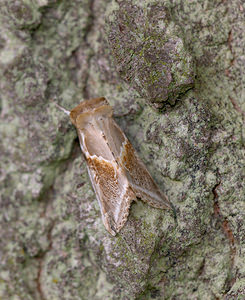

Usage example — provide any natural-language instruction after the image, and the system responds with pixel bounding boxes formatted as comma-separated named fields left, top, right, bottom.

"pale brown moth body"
left=58, top=97, right=171, bottom=236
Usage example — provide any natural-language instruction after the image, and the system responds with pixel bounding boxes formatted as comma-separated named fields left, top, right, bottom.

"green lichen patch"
left=106, top=1, right=194, bottom=107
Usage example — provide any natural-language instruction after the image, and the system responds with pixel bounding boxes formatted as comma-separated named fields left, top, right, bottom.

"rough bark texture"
left=0, top=0, right=244, bottom=299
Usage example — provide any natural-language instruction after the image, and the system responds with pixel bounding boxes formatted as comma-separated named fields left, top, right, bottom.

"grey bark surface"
left=0, top=0, right=244, bottom=299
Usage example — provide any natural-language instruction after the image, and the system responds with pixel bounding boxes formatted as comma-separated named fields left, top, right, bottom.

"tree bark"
left=0, top=0, right=244, bottom=299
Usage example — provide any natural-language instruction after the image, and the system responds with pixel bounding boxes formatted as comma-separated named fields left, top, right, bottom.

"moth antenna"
left=54, top=103, right=70, bottom=116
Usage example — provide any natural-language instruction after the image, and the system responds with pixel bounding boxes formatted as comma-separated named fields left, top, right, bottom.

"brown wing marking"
left=121, top=141, right=171, bottom=209
left=87, top=156, right=136, bottom=235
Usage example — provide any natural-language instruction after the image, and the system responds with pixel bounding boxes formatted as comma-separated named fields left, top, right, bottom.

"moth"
left=57, top=97, right=171, bottom=236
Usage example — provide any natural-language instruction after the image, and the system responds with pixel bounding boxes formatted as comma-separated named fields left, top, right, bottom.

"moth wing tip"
left=163, top=195, right=174, bottom=210
left=102, top=212, right=117, bottom=236
left=165, top=203, right=173, bottom=210
left=158, top=197, right=173, bottom=211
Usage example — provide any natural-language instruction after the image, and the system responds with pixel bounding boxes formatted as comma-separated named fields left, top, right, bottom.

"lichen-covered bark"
left=0, top=0, right=244, bottom=299
left=106, top=1, right=194, bottom=107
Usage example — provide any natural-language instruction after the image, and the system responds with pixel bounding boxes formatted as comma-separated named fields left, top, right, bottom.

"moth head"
left=70, top=97, right=113, bottom=128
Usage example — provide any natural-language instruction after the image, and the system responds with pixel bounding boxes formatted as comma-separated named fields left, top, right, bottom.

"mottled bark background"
left=0, top=0, right=244, bottom=299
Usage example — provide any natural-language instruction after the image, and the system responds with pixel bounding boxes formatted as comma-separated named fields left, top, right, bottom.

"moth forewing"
left=72, top=102, right=136, bottom=235
left=105, top=117, right=171, bottom=210
left=120, top=140, right=171, bottom=209
left=57, top=97, right=171, bottom=235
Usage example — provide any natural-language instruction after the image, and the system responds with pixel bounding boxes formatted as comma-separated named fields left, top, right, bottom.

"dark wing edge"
left=120, top=140, right=172, bottom=210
